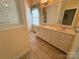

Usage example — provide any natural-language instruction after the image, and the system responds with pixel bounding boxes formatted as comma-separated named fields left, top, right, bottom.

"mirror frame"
left=61, top=6, right=79, bottom=27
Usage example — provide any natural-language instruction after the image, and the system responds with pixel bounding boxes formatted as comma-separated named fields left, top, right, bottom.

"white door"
left=0, top=0, right=29, bottom=59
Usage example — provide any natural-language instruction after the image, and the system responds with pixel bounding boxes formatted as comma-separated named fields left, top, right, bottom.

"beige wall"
left=0, top=27, right=29, bottom=59
left=64, top=0, right=79, bottom=9
left=63, top=0, right=79, bottom=26
left=27, top=0, right=39, bottom=7
left=46, top=1, right=63, bottom=24
left=46, top=3, right=60, bottom=24
left=27, top=0, right=32, bottom=7
left=31, top=0, right=40, bottom=6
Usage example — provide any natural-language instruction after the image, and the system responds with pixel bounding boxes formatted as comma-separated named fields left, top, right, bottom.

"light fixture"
left=40, top=0, right=48, bottom=7
left=40, top=0, right=52, bottom=7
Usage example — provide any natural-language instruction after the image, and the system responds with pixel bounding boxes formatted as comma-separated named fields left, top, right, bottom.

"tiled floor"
left=20, top=32, right=66, bottom=59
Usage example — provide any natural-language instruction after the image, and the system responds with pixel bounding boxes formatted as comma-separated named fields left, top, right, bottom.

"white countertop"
left=40, top=25, right=76, bottom=35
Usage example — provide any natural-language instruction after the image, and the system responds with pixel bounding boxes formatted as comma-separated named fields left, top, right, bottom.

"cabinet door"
left=40, top=28, right=45, bottom=39
left=46, top=30, right=59, bottom=47
left=57, top=33, right=74, bottom=53
left=36, top=27, right=47, bottom=40
left=36, top=27, right=41, bottom=37
left=43, top=29, right=51, bottom=42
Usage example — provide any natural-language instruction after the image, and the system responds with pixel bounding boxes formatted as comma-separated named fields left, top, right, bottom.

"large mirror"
left=43, top=0, right=79, bottom=27
left=62, top=8, right=76, bottom=25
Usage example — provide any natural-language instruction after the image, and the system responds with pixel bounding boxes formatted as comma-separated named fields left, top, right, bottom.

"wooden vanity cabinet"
left=36, top=27, right=75, bottom=54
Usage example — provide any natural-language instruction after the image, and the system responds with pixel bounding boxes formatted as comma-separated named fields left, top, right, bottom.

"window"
left=32, top=7, right=40, bottom=26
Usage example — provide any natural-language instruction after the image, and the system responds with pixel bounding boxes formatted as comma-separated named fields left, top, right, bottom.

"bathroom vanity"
left=35, top=25, right=76, bottom=54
